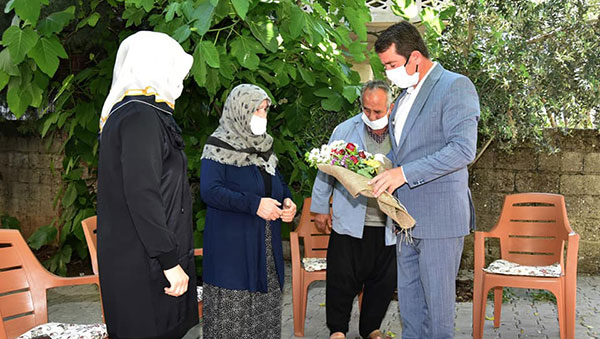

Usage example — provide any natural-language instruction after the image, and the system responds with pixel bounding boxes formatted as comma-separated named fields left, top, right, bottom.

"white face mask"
left=250, top=114, right=267, bottom=135
left=385, top=62, right=419, bottom=89
left=361, top=112, right=389, bottom=130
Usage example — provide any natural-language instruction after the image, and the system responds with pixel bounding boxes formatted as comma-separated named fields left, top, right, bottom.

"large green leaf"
left=288, top=6, right=305, bottom=40
left=27, top=225, right=57, bottom=250
left=200, top=40, right=220, bottom=68
left=191, top=44, right=207, bottom=86
left=342, top=85, right=361, bottom=103
left=230, top=35, right=265, bottom=70
left=343, top=7, right=370, bottom=41
left=7, top=78, right=32, bottom=117
left=231, top=0, right=249, bottom=20
left=348, top=40, right=367, bottom=62
left=248, top=15, right=279, bottom=53
left=62, top=182, right=78, bottom=208
left=297, top=66, right=315, bottom=86
left=172, top=24, right=191, bottom=42
left=2, top=26, right=39, bottom=65
left=0, top=70, right=8, bottom=91
left=126, top=0, right=154, bottom=12
left=37, top=6, right=75, bottom=37
left=13, top=0, right=48, bottom=26
left=28, top=35, right=68, bottom=77
left=190, top=1, right=215, bottom=36
left=321, top=92, right=343, bottom=111
left=0, top=48, right=19, bottom=76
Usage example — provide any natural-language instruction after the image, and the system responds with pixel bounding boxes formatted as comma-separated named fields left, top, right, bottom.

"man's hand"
left=369, top=166, right=407, bottom=197
left=314, top=213, right=332, bottom=233
left=163, top=264, right=189, bottom=297
left=257, top=198, right=283, bottom=221
left=281, top=198, right=297, bottom=222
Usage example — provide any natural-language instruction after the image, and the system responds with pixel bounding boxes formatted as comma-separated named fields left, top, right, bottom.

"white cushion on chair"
left=302, top=257, right=327, bottom=272
left=483, top=259, right=562, bottom=277
left=196, top=285, right=203, bottom=302
left=17, top=322, right=107, bottom=339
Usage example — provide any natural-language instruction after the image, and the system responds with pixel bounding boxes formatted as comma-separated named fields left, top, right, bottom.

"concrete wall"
left=465, top=130, right=600, bottom=274
left=0, top=122, right=63, bottom=238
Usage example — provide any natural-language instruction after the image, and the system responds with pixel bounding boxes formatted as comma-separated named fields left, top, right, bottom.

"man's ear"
left=388, top=102, right=395, bottom=115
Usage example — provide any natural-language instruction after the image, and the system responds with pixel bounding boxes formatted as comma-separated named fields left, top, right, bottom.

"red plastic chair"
left=473, top=193, right=579, bottom=339
left=0, top=229, right=100, bottom=339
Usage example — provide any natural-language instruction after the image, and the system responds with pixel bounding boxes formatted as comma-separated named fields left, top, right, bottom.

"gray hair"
left=359, top=80, right=393, bottom=109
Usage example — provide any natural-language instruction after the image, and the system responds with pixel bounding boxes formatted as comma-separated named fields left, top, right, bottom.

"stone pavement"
left=47, top=264, right=600, bottom=339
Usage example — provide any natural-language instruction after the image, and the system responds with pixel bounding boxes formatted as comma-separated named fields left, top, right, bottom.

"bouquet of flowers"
left=305, top=140, right=415, bottom=231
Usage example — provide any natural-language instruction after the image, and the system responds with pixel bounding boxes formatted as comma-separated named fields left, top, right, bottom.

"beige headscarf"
left=99, top=31, right=193, bottom=132
left=201, top=84, right=278, bottom=175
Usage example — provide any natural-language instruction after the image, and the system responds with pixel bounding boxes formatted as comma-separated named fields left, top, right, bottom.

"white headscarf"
left=99, top=31, right=193, bottom=132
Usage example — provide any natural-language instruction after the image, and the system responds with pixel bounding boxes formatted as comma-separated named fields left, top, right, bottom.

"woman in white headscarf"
left=96, top=31, right=198, bottom=339
left=200, top=84, right=297, bottom=338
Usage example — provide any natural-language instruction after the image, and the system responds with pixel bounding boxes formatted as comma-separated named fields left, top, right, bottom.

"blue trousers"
left=397, top=236, right=464, bottom=339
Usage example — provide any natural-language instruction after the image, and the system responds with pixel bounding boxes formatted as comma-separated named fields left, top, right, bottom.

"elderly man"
left=370, top=21, right=480, bottom=339
left=311, top=80, right=397, bottom=339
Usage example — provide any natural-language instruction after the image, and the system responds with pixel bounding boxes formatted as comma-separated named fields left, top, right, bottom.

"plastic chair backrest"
left=81, top=216, right=98, bottom=275
left=295, top=197, right=330, bottom=258
left=492, top=193, right=573, bottom=267
left=0, top=229, right=97, bottom=339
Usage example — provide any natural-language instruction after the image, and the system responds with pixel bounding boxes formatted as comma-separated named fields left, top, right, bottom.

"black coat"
left=97, top=95, right=198, bottom=339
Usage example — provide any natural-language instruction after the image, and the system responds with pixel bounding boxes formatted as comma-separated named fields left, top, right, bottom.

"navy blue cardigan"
left=200, top=159, right=292, bottom=292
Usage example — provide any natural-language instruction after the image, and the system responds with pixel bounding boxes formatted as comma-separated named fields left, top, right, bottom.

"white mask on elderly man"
left=385, top=56, right=420, bottom=89
left=361, top=112, right=389, bottom=130
left=250, top=115, right=267, bottom=135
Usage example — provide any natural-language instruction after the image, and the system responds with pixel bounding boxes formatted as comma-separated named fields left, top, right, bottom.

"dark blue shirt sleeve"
left=200, top=159, right=262, bottom=215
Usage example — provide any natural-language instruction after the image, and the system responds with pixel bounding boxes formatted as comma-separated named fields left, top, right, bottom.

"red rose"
left=358, top=151, right=366, bottom=159
left=350, top=155, right=359, bottom=164
left=338, top=149, right=346, bottom=155
left=346, top=143, right=356, bottom=152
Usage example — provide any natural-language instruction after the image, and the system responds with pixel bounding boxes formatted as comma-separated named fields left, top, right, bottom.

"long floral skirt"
left=202, top=221, right=282, bottom=338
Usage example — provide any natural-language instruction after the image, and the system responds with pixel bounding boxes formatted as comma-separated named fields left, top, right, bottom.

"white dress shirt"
left=394, top=62, right=439, bottom=145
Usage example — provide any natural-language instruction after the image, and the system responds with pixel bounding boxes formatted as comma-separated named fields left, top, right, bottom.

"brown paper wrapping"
left=317, top=164, right=415, bottom=230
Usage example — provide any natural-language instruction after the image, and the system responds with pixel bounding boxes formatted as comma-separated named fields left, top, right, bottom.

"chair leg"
left=299, top=281, right=310, bottom=336
left=493, top=287, right=502, bottom=328
left=292, top=275, right=305, bottom=337
left=478, top=285, right=490, bottom=339
left=554, top=288, right=566, bottom=339
left=473, top=279, right=483, bottom=339
left=565, top=280, right=576, bottom=339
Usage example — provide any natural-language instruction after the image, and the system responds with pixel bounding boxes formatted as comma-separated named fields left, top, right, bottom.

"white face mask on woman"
left=385, top=55, right=419, bottom=89
left=250, top=115, right=267, bottom=135
left=361, top=112, right=389, bottom=130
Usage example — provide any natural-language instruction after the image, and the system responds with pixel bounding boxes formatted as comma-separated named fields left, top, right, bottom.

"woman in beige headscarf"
left=200, top=84, right=297, bottom=338
left=97, top=31, right=198, bottom=339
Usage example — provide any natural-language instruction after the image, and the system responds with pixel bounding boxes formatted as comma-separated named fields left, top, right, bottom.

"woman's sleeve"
left=276, top=168, right=293, bottom=200
left=200, top=159, right=262, bottom=215
left=119, top=109, right=178, bottom=270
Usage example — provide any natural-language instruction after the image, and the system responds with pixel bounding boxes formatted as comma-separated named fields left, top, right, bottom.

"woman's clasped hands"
left=257, top=197, right=297, bottom=222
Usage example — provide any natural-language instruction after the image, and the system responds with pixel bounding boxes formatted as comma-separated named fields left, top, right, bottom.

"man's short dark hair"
left=374, top=21, right=429, bottom=59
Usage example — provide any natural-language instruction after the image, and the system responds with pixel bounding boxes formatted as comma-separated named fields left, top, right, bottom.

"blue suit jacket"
left=311, top=114, right=397, bottom=246
left=390, top=64, right=479, bottom=239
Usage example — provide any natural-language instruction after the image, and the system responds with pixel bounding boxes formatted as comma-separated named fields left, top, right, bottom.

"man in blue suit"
left=311, top=80, right=398, bottom=339
left=369, top=21, right=480, bottom=339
